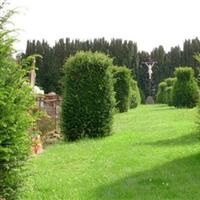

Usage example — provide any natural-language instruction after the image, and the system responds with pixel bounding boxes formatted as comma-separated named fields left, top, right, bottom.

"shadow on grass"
left=143, top=133, right=199, bottom=146
left=149, top=105, right=176, bottom=112
left=151, top=107, right=176, bottom=112
left=93, top=153, right=200, bottom=200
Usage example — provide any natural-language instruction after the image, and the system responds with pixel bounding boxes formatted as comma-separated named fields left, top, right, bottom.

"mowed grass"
left=24, top=105, right=200, bottom=200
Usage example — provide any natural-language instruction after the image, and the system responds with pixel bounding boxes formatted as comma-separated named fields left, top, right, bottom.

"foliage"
left=164, top=77, right=176, bottom=106
left=196, top=101, right=200, bottom=136
left=36, top=111, right=55, bottom=136
left=25, top=38, right=138, bottom=94
left=130, top=79, right=141, bottom=108
left=34, top=110, right=60, bottom=145
left=0, top=1, right=35, bottom=199
left=165, top=86, right=173, bottom=106
left=156, top=82, right=167, bottom=103
left=172, top=67, right=199, bottom=108
left=111, top=66, right=132, bottom=112
left=139, top=88, right=146, bottom=104
left=25, top=37, right=200, bottom=100
left=164, top=77, right=176, bottom=87
left=194, top=53, right=200, bottom=63
left=61, top=51, right=115, bottom=141
left=194, top=53, right=200, bottom=87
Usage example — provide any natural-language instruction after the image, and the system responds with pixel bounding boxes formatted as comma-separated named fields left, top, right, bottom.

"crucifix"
left=143, top=60, right=157, bottom=80
left=142, top=58, right=157, bottom=103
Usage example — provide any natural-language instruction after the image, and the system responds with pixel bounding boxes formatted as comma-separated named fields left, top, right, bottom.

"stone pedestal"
left=146, top=96, right=154, bottom=104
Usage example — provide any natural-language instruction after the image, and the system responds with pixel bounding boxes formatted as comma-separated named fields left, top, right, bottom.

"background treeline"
left=24, top=37, right=200, bottom=100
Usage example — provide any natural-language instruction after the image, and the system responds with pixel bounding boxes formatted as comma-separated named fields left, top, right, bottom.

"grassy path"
left=25, top=105, right=200, bottom=200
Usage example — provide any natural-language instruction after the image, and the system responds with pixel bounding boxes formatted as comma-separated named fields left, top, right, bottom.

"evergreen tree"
left=25, top=37, right=200, bottom=100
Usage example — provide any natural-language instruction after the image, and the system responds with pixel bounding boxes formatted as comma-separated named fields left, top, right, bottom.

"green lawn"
left=24, top=105, right=200, bottom=200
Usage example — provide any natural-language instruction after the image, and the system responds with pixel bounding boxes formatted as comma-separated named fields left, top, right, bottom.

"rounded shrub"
left=111, top=66, right=132, bottom=112
left=156, top=82, right=167, bottom=104
left=130, top=79, right=141, bottom=108
left=61, top=51, right=115, bottom=141
left=172, top=67, right=199, bottom=108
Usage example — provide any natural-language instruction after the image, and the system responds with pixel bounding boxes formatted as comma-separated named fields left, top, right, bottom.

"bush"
left=139, top=89, right=146, bottom=104
left=172, top=67, right=199, bottom=108
left=165, top=86, right=173, bottom=106
left=165, top=77, right=176, bottom=87
left=164, top=78, right=176, bottom=106
left=130, top=79, right=141, bottom=108
left=62, top=51, right=115, bottom=141
left=111, top=66, right=132, bottom=112
left=197, top=101, right=200, bottom=135
left=156, top=82, right=167, bottom=103
left=0, top=4, right=35, bottom=200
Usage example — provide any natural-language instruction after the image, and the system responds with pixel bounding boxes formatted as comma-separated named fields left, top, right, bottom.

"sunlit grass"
left=24, top=105, right=200, bottom=200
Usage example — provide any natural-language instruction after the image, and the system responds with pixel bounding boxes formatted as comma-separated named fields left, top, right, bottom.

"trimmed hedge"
left=130, top=79, right=141, bottom=108
left=172, top=67, right=199, bottom=108
left=111, top=66, right=132, bottom=112
left=165, top=77, right=176, bottom=87
left=139, top=89, right=146, bottom=104
left=156, top=82, right=167, bottom=103
left=164, top=78, right=176, bottom=106
left=166, top=86, right=173, bottom=106
left=61, top=51, right=115, bottom=141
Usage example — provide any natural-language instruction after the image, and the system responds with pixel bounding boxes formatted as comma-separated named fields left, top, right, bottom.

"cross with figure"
left=142, top=58, right=157, bottom=104
left=143, top=59, right=157, bottom=80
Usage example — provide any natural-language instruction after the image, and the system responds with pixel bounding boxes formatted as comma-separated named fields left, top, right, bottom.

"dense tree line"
left=24, top=37, right=200, bottom=100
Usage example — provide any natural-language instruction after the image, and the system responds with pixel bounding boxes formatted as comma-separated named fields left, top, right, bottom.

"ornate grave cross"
left=143, top=60, right=157, bottom=80
left=142, top=58, right=157, bottom=103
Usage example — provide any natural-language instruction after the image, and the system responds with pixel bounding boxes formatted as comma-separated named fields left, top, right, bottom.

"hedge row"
left=156, top=82, right=168, bottom=104
left=156, top=67, right=199, bottom=108
left=110, top=66, right=141, bottom=112
left=61, top=52, right=141, bottom=141
left=130, top=79, right=141, bottom=108
left=156, top=78, right=176, bottom=105
left=111, top=66, right=131, bottom=112
left=172, top=67, right=199, bottom=108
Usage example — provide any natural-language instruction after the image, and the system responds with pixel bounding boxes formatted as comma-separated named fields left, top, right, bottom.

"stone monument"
left=142, top=59, right=157, bottom=104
